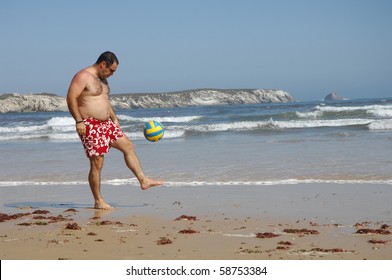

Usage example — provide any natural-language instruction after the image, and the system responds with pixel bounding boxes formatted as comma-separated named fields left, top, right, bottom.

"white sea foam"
left=369, top=109, right=392, bottom=118
left=315, top=104, right=392, bottom=117
left=127, top=129, right=185, bottom=140
left=368, top=120, right=392, bottom=130
left=47, top=116, right=74, bottom=127
left=294, top=103, right=392, bottom=123
left=187, top=121, right=261, bottom=132
left=118, top=115, right=202, bottom=123
left=164, top=179, right=392, bottom=186
left=222, top=233, right=256, bottom=238
left=48, top=133, right=79, bottom=140
left=0, top=124, right=48, bottom=133
left=0, top=116, right=77, bottom=140
left=2, top=178, right=392, bottom=187
left=0, top=180, right=87, bottom=187
left=270, top=119, right=373, bottom=129
left=175, top=118, right=374, bottom=133
left=296, top=111, right=323, bottom=118
left=46, top=117, right=75, bottom=132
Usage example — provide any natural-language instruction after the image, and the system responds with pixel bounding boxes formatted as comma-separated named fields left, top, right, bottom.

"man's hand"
left=76, top=122, right=86, bottom=136
left=113, top=119, right=120, bottom=127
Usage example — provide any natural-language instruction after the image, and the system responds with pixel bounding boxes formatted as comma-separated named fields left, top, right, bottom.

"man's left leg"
left=89, top=155, right=113, bottom=210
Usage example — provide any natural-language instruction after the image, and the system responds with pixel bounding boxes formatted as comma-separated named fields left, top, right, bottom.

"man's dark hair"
left=96, top=51, right=119, bottom=66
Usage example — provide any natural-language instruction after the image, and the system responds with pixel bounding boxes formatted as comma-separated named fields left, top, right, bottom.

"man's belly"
left=79, top=103, right=110, bottom=121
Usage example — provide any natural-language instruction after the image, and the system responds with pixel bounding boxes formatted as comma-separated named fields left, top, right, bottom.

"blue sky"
left=1, top=0, right=391, bottom=101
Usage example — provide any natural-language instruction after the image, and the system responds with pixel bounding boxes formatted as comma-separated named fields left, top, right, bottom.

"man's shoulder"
left=75, top=67, right=94, bottom=79
left=68, top=68, right=92, bottom=93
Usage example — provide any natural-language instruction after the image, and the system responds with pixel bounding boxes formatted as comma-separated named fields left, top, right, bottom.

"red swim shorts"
left=79, top=117, right=124, bottom=158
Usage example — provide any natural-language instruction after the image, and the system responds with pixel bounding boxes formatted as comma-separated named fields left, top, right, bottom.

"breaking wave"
left=2, top=97, right=392, bottom=142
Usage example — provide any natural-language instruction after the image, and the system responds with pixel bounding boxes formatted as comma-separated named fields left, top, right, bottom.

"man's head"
left=95, top=51, right=119, bottom=79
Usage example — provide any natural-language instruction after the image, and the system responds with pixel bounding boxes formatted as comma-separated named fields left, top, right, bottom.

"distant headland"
left=0, top=89, right=294, bottom=113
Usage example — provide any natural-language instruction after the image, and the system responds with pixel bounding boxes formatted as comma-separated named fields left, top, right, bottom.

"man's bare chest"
left=85, top=77, right=110, bottom=96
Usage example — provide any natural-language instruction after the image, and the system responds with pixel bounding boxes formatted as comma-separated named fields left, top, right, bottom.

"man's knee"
left=89, top=156, right=104, bottom=170
left=122, top=141, right=135, bottom=156
left=127, top=139, right=135, bottom=151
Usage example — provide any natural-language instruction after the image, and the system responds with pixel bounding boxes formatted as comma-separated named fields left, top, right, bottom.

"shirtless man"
left=67, top=51, right=164, bottom=210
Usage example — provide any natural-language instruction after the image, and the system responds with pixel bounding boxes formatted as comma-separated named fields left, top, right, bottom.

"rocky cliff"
left=0, top=89, right=294, bottom=113
left=110, top=89, right=294, bottom=109
left=0, top=93, right=68, bottom=113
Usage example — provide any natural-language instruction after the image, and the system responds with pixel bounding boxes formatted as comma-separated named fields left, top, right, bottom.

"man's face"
left=99, top=61, right=118, bottom=79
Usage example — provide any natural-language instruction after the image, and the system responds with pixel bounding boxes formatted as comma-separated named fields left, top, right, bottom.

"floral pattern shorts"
left=80, top=117, right=124, bottom=158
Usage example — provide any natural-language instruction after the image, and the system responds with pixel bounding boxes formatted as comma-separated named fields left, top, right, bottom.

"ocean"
left=1, top=97, right=392, bottom=188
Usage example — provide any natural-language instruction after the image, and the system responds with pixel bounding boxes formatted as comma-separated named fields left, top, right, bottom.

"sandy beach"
left=1, top=183, right=391, bottom=260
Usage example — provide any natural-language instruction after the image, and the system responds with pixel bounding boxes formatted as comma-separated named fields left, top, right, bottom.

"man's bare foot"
left=94, top=200, right=114, bottom=210
left=141, top=178, right=164, bottom=190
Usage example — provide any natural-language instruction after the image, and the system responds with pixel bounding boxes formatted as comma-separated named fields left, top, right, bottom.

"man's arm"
left=66, top=72, right=88, bottom=135
left=109, top=103, right=120, bottom=126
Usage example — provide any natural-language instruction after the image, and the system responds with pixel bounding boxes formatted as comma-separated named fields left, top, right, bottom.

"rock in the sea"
left=0, top=89, right=294, bottom=113
left=324, top=93, right=344, bottom=101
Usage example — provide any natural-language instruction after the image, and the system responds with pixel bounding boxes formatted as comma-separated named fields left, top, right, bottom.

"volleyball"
left=143, top=120, right=164, bottom=142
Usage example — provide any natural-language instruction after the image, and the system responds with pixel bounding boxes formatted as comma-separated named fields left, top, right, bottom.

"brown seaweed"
left=65, top=223, right=81, bottom=230
left=178, top=229, right=199, bottom=234
left=17, top=222, right=32, bottom=226
left=0, top=212, right=30, bottom=223
left=355, top=229, right=391, bottom=235
left=283, top=228, right=319, bottom=235
left=32, top=210, right=50, bottom=215
left=278, top=241, right=293, bottom=246
left=64, top=209, right=78, bottom=213
left=276, top=246, right=290, bottom=250
left=98, top=220, right=123, bottom=226
left=256, top=232, right=279, bottom=238
left=368, top=239, right=389, bottom=244
left=311, top=248, right=346, bottom=253
left=156, top=237, right=172, bottom=245
left=174, top=215, right=197, bottom=221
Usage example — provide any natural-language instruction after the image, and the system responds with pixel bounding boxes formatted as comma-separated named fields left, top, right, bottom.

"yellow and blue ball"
left=143, top=120, right=164, bottom=142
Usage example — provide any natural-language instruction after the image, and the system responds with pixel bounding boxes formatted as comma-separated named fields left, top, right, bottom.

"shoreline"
left=1, top=183, right=391, bottom=260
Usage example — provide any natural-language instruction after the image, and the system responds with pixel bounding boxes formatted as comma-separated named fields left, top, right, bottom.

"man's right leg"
left=110, top=136, right=164, bottom=190
left=89, top=155, right=113, bottom=210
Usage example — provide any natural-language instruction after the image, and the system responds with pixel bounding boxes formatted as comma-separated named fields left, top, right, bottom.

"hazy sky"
left=1, top=0, right=391, bottom=101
